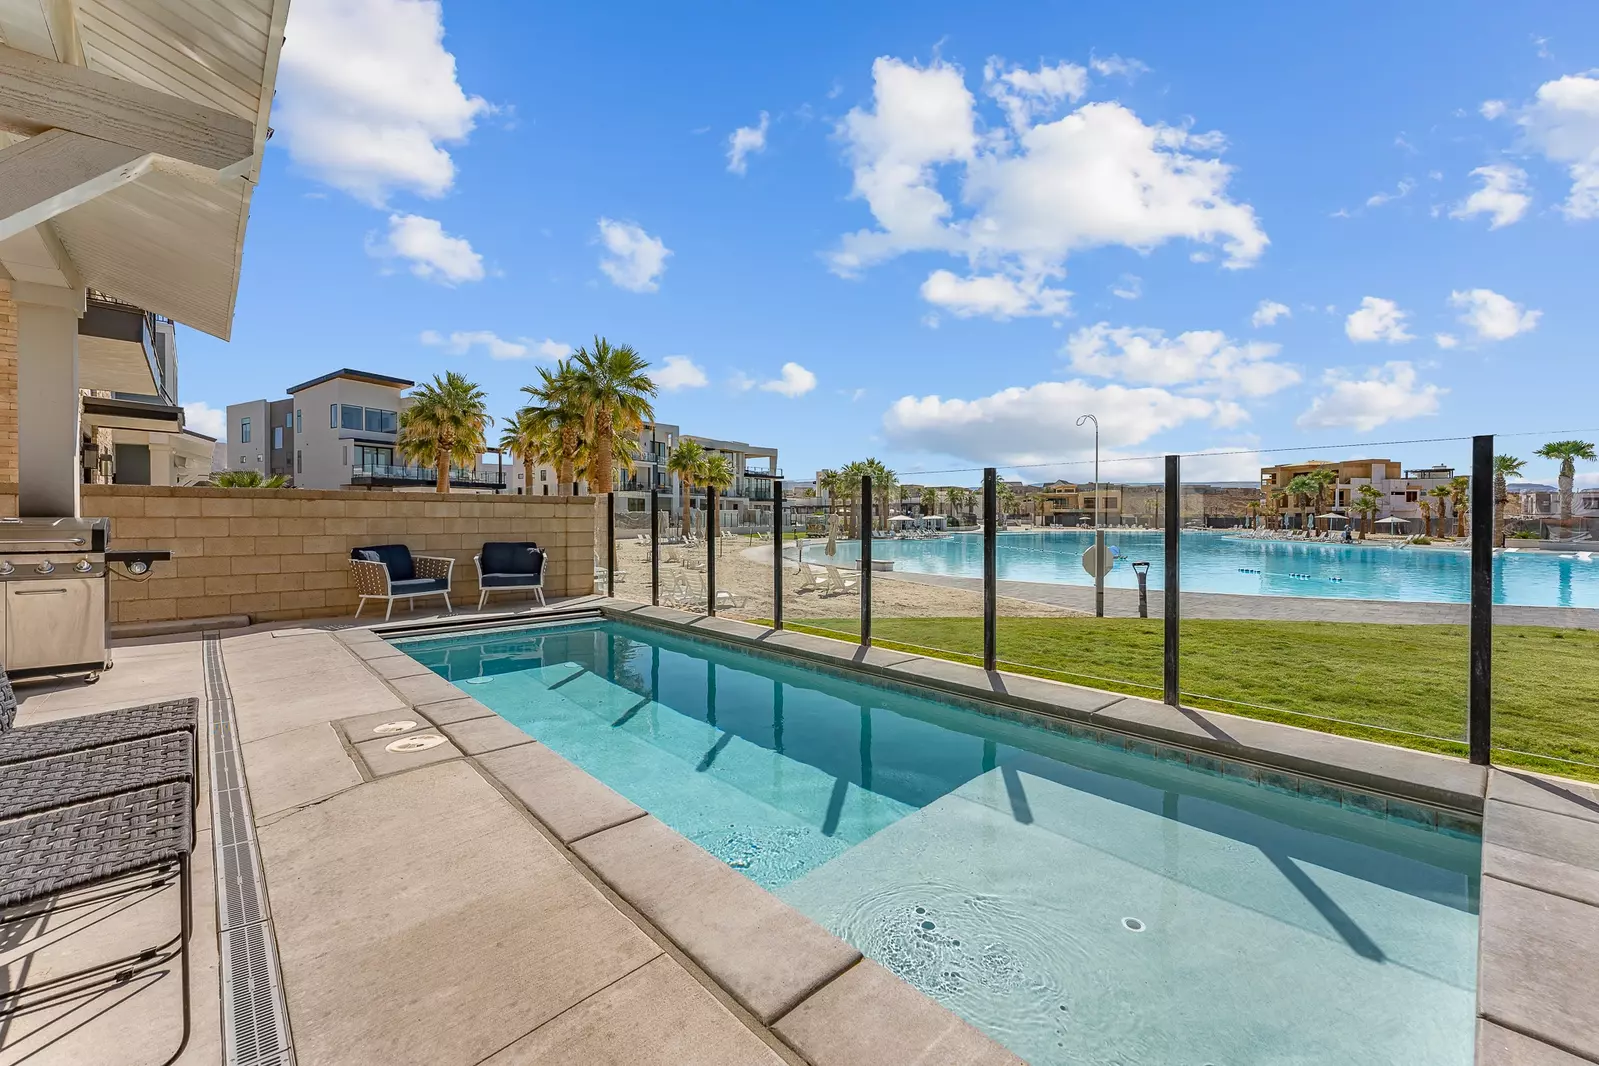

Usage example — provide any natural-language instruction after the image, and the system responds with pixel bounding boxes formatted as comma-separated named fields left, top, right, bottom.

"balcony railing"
left=744, top=466, right=782, bottom=479
left=349, top=464, right=505, bottom=488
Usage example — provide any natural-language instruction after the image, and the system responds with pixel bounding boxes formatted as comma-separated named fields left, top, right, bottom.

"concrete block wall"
left=82, top=485, right=599, bottom=625
left=0, top=281, right=18, bottom=517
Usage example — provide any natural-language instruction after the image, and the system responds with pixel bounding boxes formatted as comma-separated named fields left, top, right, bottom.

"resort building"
left=1259, top=458, right=1457, bottom=530
left=1038, top=481, right=1125, bottom=526
left=1518, top=482, right=1599, bottom=535
left=683, top=434, right=780, bottom=531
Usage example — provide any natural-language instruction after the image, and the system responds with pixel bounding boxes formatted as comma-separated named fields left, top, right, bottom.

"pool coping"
left=345, top=603, right=1599, bottom=1066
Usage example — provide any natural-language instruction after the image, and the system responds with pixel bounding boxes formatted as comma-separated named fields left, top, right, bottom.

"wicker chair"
left=350, top=544, right=455, bottom=620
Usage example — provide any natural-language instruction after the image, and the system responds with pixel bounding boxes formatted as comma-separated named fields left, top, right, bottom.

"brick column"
left=0, top=281, right=19, bottom=517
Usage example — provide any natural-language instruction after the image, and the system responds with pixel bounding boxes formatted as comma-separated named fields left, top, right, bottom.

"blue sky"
left=179, top=1, right=1599, bottom=487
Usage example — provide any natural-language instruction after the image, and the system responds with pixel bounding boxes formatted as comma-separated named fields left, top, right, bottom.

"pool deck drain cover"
left=371, top=720, right=418, bottom=735
left=1122, top=917, right=1146, bottom=932
left=386, top=734, right=446, bottom=753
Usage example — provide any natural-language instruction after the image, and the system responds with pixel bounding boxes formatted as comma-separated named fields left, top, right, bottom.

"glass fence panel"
left=780, top=501, right=864, bottom=645
left=1491, top=432, right=1599, bottom=781
left=995, top=457, right=1166, bottom=700
left=862, top=477, right=986, bottom=661
left=712, top=499, right=773, bottom=622
left=657, top=497, right=712, bottom=613
left=1177, top=441, right=1472, bottom=757
left=608, top=497, right=653, bottom=604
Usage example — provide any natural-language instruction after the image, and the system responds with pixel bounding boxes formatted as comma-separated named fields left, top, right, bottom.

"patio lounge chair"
left=792, top=563, right=822, bottom=594
left=350, top=544, right=455, bottom=620
left=475, top=542, right=547, bottom=611
left=824, top=565, right=859, bottom=595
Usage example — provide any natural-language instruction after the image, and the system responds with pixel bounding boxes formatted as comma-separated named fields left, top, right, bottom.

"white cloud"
left=420, top=330, right=566, bottom=360
left=729, top=372, right=756, bottom=392
left=597, top=218, right=671, bottom=292
left=183, top=401, right=226, bottom=440
left=655, top=356, right=708, bottom=390
left=1089, top=53, right=1150, bottom=80
left=883, top=378, right=1223, bottom=468
left=375, top=213, right=484, bottom=284
left=919, top=270, right=1070, bottom=319
left=1251, top=299, right=1290, bottom=327
left=1065, top=323, right=1299, bottom=398
left=1365, top=179, right=1415, bottom=207
left=727, top=111, right=770, bottom=175
left=1450, top=164, right=1531, bottom=228
left=1111, top=274, right=1142, bottom=300
left=1448, top=288, right=1541, bottom=341
left=842, top=387, right=868, bottom=402
left=1434, top=333, right=1459, bottom=349
left=275, top=0, right=490, bottom=204
left=1344, top=296, right=1414, bottom=343
left=1516, top=73, right=1599, bottom=219
left=1480, top=99, right=1508, bottom=120
left=1296, top=362, right=1443, bottom=432
left=830, top=56, right=1267, bottom=316
left=760, top=362, right=817, bottom=398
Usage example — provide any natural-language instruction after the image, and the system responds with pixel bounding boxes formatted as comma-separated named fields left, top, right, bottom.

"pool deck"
left=5, top=596, right=1599, bottom=1064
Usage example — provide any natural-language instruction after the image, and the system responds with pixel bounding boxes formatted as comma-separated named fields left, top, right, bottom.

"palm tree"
left=1449, top=475, right=1471, bottom=539
left=1535, top=440, right=1598, bottom=529
left=499, top=406, right=557, bottom=496
left=567, top=337, right=656, bottom=495
left=861, top=458, right=896, bottom=531
left=523, top=362, right=584, bottom=495
left=920, top=486, right=938, bottom=517
left=1419, top=498, right=1433, bottom=538
left=1493, top=454, right=1526, bottom=547
left=1285, top=474, right=1317, bottom=530
left=1354, top=484, right=1382, bottom=538
left=211, top=470, right=287, bottom=488
left=1428, top=484, right=1452, bottom=537
left=997, top=482, right=1016, bottom=528
left=667, top=439, right=708, bottom=538
left=397, top=371, right=490, bottom=494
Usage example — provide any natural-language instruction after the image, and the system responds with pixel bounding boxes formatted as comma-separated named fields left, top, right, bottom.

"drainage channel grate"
left=204, top=633, right=296, bottom=1066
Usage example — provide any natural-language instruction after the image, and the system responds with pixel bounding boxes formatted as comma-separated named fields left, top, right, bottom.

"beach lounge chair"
left=475, top=542, right=547, bottom=611
left=792, top=563, right=822, bottom=594
left=693, top=571, right=745, bottom=611
left=350, top=544, right=454, bottom=620
left=824, top=565, right=860, bottom=595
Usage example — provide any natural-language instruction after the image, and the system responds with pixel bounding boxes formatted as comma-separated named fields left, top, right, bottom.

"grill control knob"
left=0, top=561, right=11, bottom=575
left=74, top=559, right=93, bottom=573
left=34, top=561, right=53, bottom=575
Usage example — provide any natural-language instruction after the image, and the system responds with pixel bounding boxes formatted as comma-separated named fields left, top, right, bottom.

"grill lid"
left=0, top=517, right=110, bottom=554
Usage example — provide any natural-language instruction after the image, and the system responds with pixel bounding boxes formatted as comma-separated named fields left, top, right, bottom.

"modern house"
left=1259, top=458, right=1459, bottom=530
left=682, top=434, right=780, bottom=531
left=1517, top=482, right=1599, bottom=535
left=228, top=370, right=507, bottom=491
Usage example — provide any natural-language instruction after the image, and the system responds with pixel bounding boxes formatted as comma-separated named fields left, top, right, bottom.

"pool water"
left=399, top=619, right=1481, bottom=1066
left=803, top=529, right=1599, bottom=608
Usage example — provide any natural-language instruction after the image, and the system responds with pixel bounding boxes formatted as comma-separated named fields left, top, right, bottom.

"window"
left=239, top=418, right=251, bottom=443
left=296, top=409, right=302, bottom=433
left=342, top=445, right=348, bottom=466
left=296, top=450, right=302, bottom=474
left=539, top=469, right=548, bottom=482
left=364, top=408, right=397, bottom=434
left=1406, top=491, right=1418, bottom=503
left=341, top=404, right=364, bottom=430
left=627, top=498, right=645, bottom=513
left=331, top=404, right=338, bottom=428
left=239, top=455, right=246, bottom=465
left=286, top=411, right=293, bottom=428
left=273, top=426, right=283, bottom=449
left=542, top=485, right=549, bottom=495
left=354, top=445, right=393, bottom=470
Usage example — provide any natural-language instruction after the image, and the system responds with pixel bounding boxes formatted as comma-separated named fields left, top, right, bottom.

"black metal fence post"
left=860, top=474, right=872, bottom=647
left=983, top=467, right=997, bottom=671
left=1470, top=434, right=1493, bottom=765
left=773, top=479, right=784, bottom=630
left=650, top=488, right=660, bottom=606
left=605, top=492, right=616, bottom=598
left=706, top=487, right=720, bottom=615
left=1164, top=455, right=1180, bottom=707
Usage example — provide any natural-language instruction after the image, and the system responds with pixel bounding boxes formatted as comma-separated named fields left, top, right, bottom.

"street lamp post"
left=1077, top=413, right=1105, bottom=617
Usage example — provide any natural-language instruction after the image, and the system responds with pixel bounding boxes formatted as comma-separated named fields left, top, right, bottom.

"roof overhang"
left=0, top=0, right=290, bottom=340
left=81, top=393, right=182, bottom=433
left=77, top=293, right=161, bottom=396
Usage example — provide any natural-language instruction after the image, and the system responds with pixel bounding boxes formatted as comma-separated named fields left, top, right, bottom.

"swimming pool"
left=802, top=529, right=1599, bottom=608
left=399, top=618, right=1480, bottom=1065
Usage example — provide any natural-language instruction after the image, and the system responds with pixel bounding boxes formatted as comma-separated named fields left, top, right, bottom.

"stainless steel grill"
left=0, top=517, right=110, bottom=677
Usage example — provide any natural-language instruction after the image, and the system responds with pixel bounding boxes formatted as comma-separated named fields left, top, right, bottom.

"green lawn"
left=781, top=616, right=1599, bottom=782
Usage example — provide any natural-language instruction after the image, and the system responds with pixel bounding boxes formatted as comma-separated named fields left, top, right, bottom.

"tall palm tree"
left=860, top=457, right=896, bottom=531
left=997, top=482, right=1016, bottom=528
left=397, top=371, right=490, bottom=494
left=1449, top=475, right=1471, bottom=539
left=1355, top=484, right=1382, bottom=539
left=1493, top=454, right=1527, bottom=547
left=1535, top=440, right=1597, bottom=527
left=499, top=406, right=557, bottom=496
left=1419, top=498, right=1433, bottom=538
left=1285, top=473, right=1317, bottom=530
left=667, top=439, right=707, bottom=538
left=1428, top=484, right=1452, bottom=537
left=523, top=361, right=584, bottom=495
left=567, top=337, right=657, bottom=495
left=701, top=452, right=735, bottom=533
left=920, top=486, right=938, bottom=517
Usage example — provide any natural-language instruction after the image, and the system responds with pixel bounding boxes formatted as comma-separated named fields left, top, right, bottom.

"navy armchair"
left=350, top=544, right=454, bottom=620
left=474, top=542, right=547, bottom=610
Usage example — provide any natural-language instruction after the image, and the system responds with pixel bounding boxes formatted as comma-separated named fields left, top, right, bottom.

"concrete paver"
left=773, top=959, right=1024, bottom=1066
left=477, top=743, right=645, bottom=843
left=368, top=653, right=434, bottom=681
left=1484, top=799, right=1599, bottom=907
left=1477, top=1020, right=1593, bottom=1065
left=572, top=816, right=860, bottom=1024
left=338, top=707, right=430, bottom=744
left=1478, top=876, right=1599, bottom=1060
left=257, top=761, right=661, bottom=1066
left=241, top=722, right=362, bottom=818
left=352, top=731, right=463, bottom=775
left=389, top=669, right=465, bottom=707
left=483, top=955, right=787, bottom=1066
left=230, top=660, right=405, bottom=743
left=1490, top=769, right=1599, bottom=825
left=440, top=714, right=537, bottom=755
left=417, top=695, right=496, bottom=725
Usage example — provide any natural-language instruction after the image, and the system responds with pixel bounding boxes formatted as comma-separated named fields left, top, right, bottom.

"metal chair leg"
left=162, top=854, right=192, bottom=1066
left=384, top=597, right=394, bottom=621
left=477, top=589, right=488, bottom=611
left=442, top=593, right=452, bottom=614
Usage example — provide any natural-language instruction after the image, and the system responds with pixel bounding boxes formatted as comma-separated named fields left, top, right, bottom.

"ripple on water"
left=817, top=879, right=1168, bottom=1065
left=691, top=823, right=844, bottom=890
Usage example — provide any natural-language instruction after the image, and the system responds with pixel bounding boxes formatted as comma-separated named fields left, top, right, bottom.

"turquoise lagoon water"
left=399, top=619, right=1481, bottom=1066
left=803, top=529, right=1599, bottom=608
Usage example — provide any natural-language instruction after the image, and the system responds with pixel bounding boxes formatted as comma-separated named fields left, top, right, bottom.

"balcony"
left=743, top=466, right=782, bottom=479
left=348, top=464, right=506, bottom=490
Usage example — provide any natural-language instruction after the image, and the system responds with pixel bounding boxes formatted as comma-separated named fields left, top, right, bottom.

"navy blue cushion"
left=352, top=544, right=415, bottom=582
left=481, top=573, right=541, bottom=588
left=481, top=542, right=541, bottom=576
left=389, top=577, right=447, bottom=596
